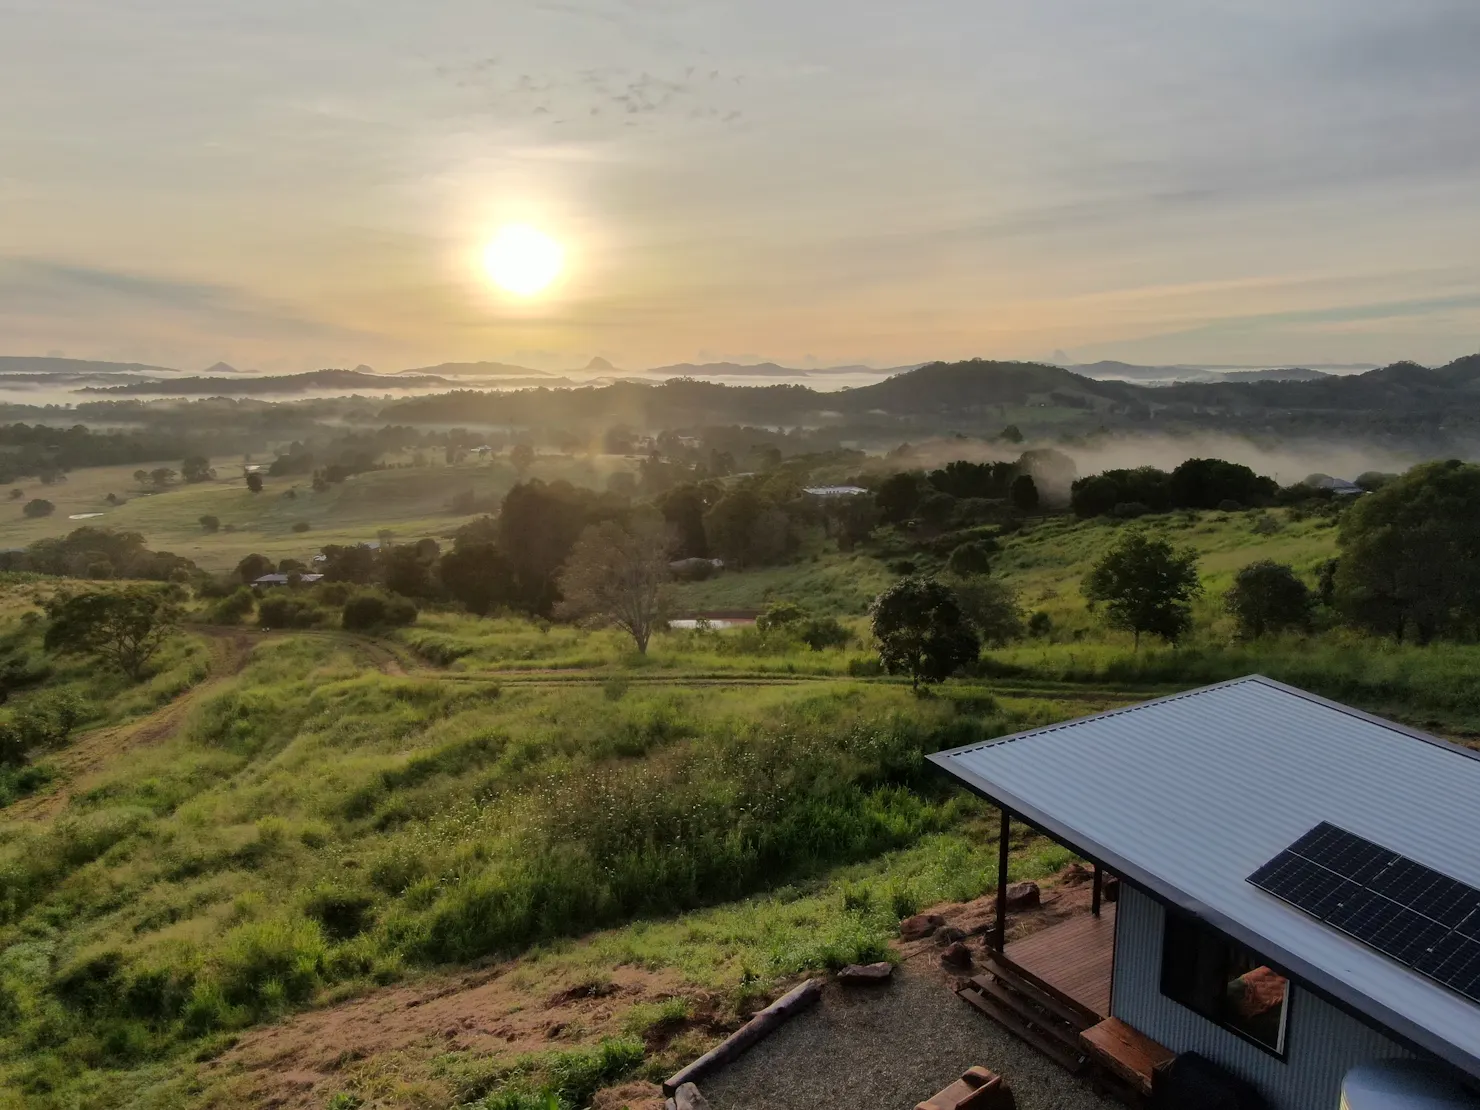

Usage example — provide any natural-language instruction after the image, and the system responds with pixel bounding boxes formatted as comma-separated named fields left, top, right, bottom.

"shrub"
left=199, top=515, right=221, bottom=533
left=342, top=592, right=417, bottom=631
left=756, top=602, right=806, bottom=632
left=257, top=591, right=326, bottom=628
left=797, top=617, right=851, bottom=651
left=291, top=521, right=311, bottom=533
left=210, top=587, right=255, bottom=625
left=1027, top=611, right=1053, bottom=637
left=945, top=540, right=994, bottom=577
left=303, top=885, right=376, bottom=941
left=22, top=499, right=55, bottom=518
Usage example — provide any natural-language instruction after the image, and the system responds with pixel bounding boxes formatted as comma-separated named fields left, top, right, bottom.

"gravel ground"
left=699, top=966, right=1117, bottom=1110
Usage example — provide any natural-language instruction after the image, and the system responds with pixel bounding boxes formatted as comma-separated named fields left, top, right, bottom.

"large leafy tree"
left=1333, top=460, right=1480, bottom=642
left=44, top=588, right=180, bottom=680
left=1225, top=561, right=1312, bottom=638
left=497, top=480, right=612, bottom=613
left=439, top=542, right=517, bottom=616
left=1082, top=532, right=1201, bottom=648
left=556, top=510, right=673, bottom=654
left=870, top=578, right=980, bottom=688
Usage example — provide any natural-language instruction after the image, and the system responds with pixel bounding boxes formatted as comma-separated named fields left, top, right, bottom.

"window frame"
left=1159, top=910, right=1292, bottom=1060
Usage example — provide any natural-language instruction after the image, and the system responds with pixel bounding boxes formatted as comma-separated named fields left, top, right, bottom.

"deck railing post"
left=1092, top=864, right=1103, bottom=918
left=994, top=808, right=1010, bottom=951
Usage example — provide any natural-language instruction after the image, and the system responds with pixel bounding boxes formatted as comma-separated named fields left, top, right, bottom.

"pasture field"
left=0, top=454, right=634, bottom=573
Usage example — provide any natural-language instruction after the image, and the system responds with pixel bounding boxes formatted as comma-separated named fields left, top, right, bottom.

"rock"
left=940, top=941, right=974, bottom=970
left=674, top=1082, right=711, bottom=1110
left=900, top=912, right=947, bottom=940
left=933, top=926, right=967, bottom=946
left=1004, top=882, right=1040, bottom=910
left=837, top=962, right=894, bottom=984
left=1103, top=876, right=1120, bottom=903
left=1059, top=862, right=1093, bottom=886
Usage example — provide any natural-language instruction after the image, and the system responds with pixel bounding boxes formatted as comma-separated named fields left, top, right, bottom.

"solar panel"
left=1248, top=822, right=1480, bottom=1007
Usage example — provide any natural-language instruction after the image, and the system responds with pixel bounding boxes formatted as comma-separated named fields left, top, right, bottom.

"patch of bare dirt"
left=207, top=964, right=688, bottom=1110
left=591, top=1081, right=667, bottom=1110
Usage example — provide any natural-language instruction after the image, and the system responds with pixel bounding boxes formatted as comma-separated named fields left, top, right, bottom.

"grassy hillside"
left=3, top=500, right=1478, bottom=1108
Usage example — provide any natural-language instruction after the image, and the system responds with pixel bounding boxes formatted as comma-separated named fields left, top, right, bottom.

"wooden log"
left=662, top=978, right=823, bottom=1095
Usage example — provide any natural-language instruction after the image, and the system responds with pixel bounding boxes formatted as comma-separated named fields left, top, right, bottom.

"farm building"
left=930, top=676, right=1480, bottom=1109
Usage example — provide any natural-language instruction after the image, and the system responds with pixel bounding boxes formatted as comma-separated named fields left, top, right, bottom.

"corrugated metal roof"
left=928, top=675, right=1480, bottom=1080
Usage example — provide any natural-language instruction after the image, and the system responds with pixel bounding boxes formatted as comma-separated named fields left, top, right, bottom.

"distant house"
left=1313, top=476, right=1364, bottom=496
left=252, top=573, right=324, bottom=587
left=802, top=485, right=870, bottom=498
left=931, top=677, right=1480, bottom=1109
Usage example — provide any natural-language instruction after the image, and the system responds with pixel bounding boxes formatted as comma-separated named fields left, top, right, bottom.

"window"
left=1161, top=913, right=1289, bottom=1054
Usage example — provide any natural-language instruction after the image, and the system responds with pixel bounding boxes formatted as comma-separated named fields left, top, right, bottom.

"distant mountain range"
left=1067, top=360, right=1351, bottom=384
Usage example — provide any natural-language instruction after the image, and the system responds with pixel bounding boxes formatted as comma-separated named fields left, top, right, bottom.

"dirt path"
left=205, top=963, right=688, bottom=1110
left=5, top=630, right=258, bottom=821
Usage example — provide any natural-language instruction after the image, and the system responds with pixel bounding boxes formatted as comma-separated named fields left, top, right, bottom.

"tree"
left=703, top=489, right=790, bottom=568
left=998, top=425, right=1024, bottom=444
left=1082, top=532, right=1202, bottom=648
left=946, top=540, right=995, bottom=577
left=133, top=469, right=149, bottom=489
left=44, top=588, right=180, bottom=680
left=1010, top=473, right=1039, bottom=513
left=22, top=499, right=54, bottom=518
left=439, top=542, right=517, bottom=616
left=199, top=514, right=221, bottom=533
left=383, top=543, right=440, bottom=599
left=951, top=578, right=1025, bottom=646
left=870, top=578, right=980, bottom=688
left=556, top=510, right=673, bottom=654
left=875, top=472, right=923, bottom=524
left=657, top=484, right=712, bottom=559
left=1333, top=460, right=1480, bottom=642
left=246, top=471, right=264, bottom=493
left=797, top=616, right=851, bottom=651
left=149, top=467, right=177, bottom=489
left=318, top=544, right=379, bottom=585
left=236, top=553, right=274, bottom=584
left=510, top=443, right=536, bottom=476
left=182, top=455, right=216, bottom=483
left=498, top=480, right=606, bottom=612
left=1225, top=561, right=1312, bottom=638
left=8, top=489, right=22, bottom=500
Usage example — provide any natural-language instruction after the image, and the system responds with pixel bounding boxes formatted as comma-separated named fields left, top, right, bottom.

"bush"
left=756, top=602, right=806, bottom=632
left=257, top=591, right=326, bottom=629
left=199, top=515, right=221, bottom=533
left=1027, top=611, right=1053, bottom=637
left=22, top=499, right=55, bottom=518
left=797, top=617, right=851, bottom=651
left=342, top=592, right=417, bottom=631
left=290, top=521, right=311, bottom=533
left=210, top=587, right=255, bottom=625
left=945, top=540, right=994, bottom=577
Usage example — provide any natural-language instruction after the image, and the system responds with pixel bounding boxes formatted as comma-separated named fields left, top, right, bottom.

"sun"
left=482, top=224, right=564, bottom=296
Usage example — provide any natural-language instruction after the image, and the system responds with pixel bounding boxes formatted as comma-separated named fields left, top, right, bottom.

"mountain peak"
left=203, top=361, right=239, bottom=374
left=585, top=356, right=617, bottom=372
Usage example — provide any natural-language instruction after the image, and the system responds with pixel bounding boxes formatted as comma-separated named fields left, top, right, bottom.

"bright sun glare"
left=482, top=224, right=564, bottom=296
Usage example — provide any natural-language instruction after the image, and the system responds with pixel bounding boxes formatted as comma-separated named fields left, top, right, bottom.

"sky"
left=3, top=0, right=1480, bottom=373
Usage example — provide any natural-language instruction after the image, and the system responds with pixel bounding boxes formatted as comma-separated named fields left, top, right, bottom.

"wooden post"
left=1092, top=863, right=1103, bottom=918
left=994, top=808, right=1010, bottom=951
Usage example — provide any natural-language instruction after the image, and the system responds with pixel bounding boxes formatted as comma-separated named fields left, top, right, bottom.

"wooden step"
left=957, top=985, right=1089, bottom=1075
left=977, top=955, right=1099, bottom=1031
left=965, top=972, right=1085, bottom=1053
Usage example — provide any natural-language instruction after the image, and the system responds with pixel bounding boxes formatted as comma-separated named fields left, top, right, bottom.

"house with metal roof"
left=929, top=676, right=1480, bottom=1109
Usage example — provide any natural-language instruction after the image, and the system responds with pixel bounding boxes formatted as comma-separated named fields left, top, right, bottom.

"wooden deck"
left=1002, top=905, right=1116, bottom=1020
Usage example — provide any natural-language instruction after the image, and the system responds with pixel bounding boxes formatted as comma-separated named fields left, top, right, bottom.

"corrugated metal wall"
left=1112, top=887, right=1412, bottom=1110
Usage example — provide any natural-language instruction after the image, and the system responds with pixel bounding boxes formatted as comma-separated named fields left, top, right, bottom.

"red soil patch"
left=207, top=963, right=685, bottom=1110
